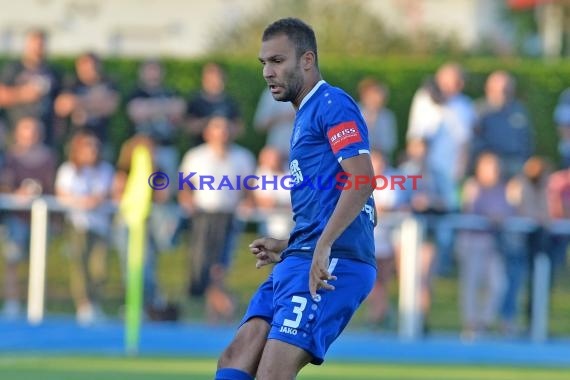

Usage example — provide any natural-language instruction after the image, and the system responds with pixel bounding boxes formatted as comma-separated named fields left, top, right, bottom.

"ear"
left=301, top=51, right=315, bottom=71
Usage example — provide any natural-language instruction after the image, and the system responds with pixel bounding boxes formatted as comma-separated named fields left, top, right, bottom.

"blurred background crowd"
left=0, top=0, right=569, bottom=341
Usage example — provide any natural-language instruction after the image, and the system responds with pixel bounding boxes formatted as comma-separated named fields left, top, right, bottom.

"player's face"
left=259, top=34, right=304, bottom=103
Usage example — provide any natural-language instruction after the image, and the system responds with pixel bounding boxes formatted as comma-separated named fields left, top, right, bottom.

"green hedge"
left=1, top=55, right=569, bottom=166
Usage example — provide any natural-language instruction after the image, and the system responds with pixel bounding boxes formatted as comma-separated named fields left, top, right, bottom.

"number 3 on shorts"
left=283, top=296, right=307, bottom=329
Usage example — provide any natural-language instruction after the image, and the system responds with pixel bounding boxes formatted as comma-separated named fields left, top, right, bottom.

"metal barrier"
left=0, top=195, right=115, bottom=325
left=0, top=194, right=288, bottom=325
left=0, top=194, right=568, bottom=342
left=395, top=212, right=570, bottom=341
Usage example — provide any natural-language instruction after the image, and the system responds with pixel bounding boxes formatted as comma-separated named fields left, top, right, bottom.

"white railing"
left=0, top=194, right=568, bottom=342
left=395, top=213, right=570, bottom=342
left=0, top=194, right=115, bottom=325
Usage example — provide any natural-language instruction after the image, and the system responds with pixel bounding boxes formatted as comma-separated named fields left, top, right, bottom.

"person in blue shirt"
left=215, top=18, right=376, bottom=380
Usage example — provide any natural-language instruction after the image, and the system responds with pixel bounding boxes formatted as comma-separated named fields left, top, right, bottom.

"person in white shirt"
left=178, top=115, right=255, bottom=322
left=407, top=64, right=476, bottom=277
left=55, top=130, right=114, bottom=325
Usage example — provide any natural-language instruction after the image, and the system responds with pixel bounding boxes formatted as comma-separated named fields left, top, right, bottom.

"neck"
left=22, top=56, right=41, bottom=69
left=489, top=98, right=508, bottom=108
left=209, top=143, right=227, bottom=158
left=143, top=83, right=161, bottom=92
left=14, top=143, right=35, bottom=154
left=292, top=72, right=322, bottom=110
left=83, top=76, right=100, bottom=86
left=204, top=90, right=223, bottom=100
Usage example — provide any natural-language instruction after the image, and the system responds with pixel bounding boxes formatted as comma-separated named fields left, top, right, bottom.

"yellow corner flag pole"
left=120, top=145, right=153, bottom=355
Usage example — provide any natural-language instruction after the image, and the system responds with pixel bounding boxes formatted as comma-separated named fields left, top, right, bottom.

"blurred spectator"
left=0, top=119, right=6, bottom=166
left=554, top=88, right=570, bottom=167
left=398, top=138, right=446, bottom=330
left=366, top=150, right=401, bottom=328
left=399, top=139, right=433, bottom=193
left=506, top=156, right=551, bottom=334
left=126, top=59, right=185, bottom=183
left=186, top=63, right=243, bottom=145
left=0, top=117, right=56, bottom=319
left=358, top=78, right=397, bottom=163
left=472, top=70, right=534, bottom=179
left=407, top=64, right=476, bottom=276
left=408, top=64, right=475, bottom=189
left=253, top=146, right=293, bottom=239
left=547, top=163, right=570, bottom=276
left=55, top=130, right=114, bottom=326
left=112, top=134, right=179, bottom=321
left=0, top=29, right=60, bottom=147
left=178, top=116, right=255, bottom=322
left=54, top=52, right=120, bottom=158
left=253, top=87, right=295, bottom=162
left=456, top=152, right=514, bottom=339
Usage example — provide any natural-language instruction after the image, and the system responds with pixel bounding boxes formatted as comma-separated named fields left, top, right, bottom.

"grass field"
left=1, top=357, right=570, bottom=380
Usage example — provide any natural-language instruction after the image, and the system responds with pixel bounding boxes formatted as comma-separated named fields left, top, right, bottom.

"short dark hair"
left=262, top=18, right=318, bottom=66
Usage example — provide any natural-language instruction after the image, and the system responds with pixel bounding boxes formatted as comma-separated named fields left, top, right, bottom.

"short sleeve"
left=179, top=149, right=199, bottom=183
left=93, top=162, right=115, bottom=195
left=244, top=150, right=256, bottom=176
left=179, top=150, right=192, bottom=173
left=0, top=155, right=16, bottom=190
left=186, top=94, right=201, bottom=116
left=322, top=92, right=370, bottom=162
left=407, top=89, right=440, bottom=140
left=0, top=62, right=19, bottom=85
left=55, top=163, right=74, bottom=193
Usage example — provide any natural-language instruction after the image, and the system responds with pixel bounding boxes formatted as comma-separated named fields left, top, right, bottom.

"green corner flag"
left=120, top=145, right=153, bottom=355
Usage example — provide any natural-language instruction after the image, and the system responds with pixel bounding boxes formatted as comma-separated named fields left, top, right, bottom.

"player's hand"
left=249, top=237, right=285, bottom=269
left=309, top=242, right=336, bottom=300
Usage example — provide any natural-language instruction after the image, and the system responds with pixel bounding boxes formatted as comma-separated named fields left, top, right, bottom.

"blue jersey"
left=283, top=81, right=376, bottom=267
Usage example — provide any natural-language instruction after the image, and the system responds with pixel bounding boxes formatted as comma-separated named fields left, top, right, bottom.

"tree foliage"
left=208, top=0, right=463, bottom=57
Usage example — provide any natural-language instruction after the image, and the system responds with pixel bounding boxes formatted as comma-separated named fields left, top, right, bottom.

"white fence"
left=1, top=194, right=568, bottom=342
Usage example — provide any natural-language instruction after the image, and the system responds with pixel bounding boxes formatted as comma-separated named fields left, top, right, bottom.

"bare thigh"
left=217, top=317, right=271, bottom=376
left=256, top=339, right=312, bottom=380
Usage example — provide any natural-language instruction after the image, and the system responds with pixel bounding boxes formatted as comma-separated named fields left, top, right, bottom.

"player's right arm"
left=249, top=237, right=288, bottom=268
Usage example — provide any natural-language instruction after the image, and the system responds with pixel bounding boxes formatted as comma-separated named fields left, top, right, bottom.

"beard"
left=270, top=64, right=304, bottom=103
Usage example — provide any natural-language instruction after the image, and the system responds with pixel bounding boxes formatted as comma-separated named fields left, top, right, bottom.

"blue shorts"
left=240, top=255, right=376, bottom=364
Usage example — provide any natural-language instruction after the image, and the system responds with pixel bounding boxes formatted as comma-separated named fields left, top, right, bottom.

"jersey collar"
left=299, top=80, right=326, bottom=110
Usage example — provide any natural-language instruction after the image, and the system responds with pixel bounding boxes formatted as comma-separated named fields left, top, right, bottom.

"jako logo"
left=279, top=326, right=298, bottom=335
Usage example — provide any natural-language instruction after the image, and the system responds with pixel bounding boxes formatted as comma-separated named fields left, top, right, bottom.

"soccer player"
left=215, top=18, right=377, bottom=380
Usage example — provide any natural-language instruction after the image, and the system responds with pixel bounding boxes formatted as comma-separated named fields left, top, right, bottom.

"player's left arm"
left=309, top=153, right=374, bottom=299
left=309, top=91, right=377, bottom=299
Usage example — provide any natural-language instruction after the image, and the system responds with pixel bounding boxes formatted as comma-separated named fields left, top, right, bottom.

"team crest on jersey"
left=290, top=159, right=303, bottom=184
left=327, top=121, right=362, bottom=153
